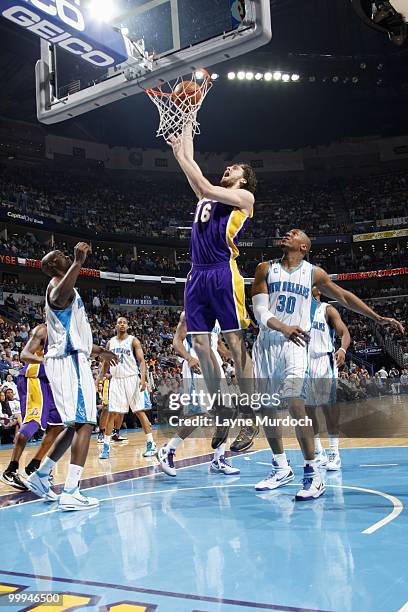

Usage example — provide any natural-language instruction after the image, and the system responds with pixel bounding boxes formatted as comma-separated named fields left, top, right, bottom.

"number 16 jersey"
left=262, top=260, right=317, bottom=334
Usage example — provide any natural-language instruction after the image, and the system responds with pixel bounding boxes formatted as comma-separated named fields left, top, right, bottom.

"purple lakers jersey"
left=19, top=339, right=48, bottom=380
left=191, top=199, right=253, bottom=266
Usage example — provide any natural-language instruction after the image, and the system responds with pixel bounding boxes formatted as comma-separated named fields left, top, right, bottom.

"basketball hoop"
left=145, top=69, right=213, bottom=141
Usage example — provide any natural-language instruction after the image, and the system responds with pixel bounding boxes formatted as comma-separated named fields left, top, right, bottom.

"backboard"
left=0, top=0, right=271, bottom=124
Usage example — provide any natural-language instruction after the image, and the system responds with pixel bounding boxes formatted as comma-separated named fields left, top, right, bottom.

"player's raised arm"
left=42, top=243, right=89, bottom=309
left=326, top=305, right=351, bottom=367
left=252, top=262, right=309, bottom=346
left=133, top=338, right=147, bottom=390
left=20, top=324, right=47, bottom=364
left=314, top=267, right=405, bottom=334
left=168, top=134, right=254, bottom=212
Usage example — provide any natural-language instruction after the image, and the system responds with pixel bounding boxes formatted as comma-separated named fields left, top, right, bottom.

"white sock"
left=214, top=443, right=226, bottom=461
left=64, top=464, right=83, bottom=492
left=37, top=457, right=56, bottom=478
left=166, top=436, right=183, bottom=451
left=329, top=436, right=339, bottom=452
left=314, top=435, right=323, bottom=453
left=274, top=452, right=289, bottom=468
left=104, top=434, right=111, bottom=446
left=305, top=459, right=317, bottom=469
left=146, top=432, right=153, bottom=443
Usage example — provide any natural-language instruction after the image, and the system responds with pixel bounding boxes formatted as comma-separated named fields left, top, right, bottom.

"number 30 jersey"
left=263, top=260, right=317, bottom=334
left=191, top=199, right=253, bottom=266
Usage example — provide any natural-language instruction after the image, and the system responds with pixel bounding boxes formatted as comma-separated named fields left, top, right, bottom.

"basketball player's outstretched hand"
left=167, top=134, right=183, bottom=158
left=99, top=350, right=119, bottom=367
left=187, top=356, right=201, bottom=374
left=282, top=325, right=310, bottom=347
left=379, top=317, right=405, bottom=335
left=74, top=242, right=90, bottom=265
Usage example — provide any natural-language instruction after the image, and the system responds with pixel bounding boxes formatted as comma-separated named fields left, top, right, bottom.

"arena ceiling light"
left=255, top=72, right=263, bottom=80
left=246, top=72, right=254, bottom=80
left=273, top=71, right=282, bottom=81
left=227, top=72, right=236, bottom=80
left=237, top=71, right=246, bottom=80
left=264, top=72, right=273, bottom=81
left=282, top=73, right=290, bottom=82
left=87, top=0, right=115, bottom=22
left=195, top=70, right=205, bottom=80
left=291, top=73, right=300, bottom=81
left=211, top=73, right=219, bottom=80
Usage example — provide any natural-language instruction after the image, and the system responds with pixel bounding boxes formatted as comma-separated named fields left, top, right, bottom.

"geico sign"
left=2, top=2, right=120, bottom=67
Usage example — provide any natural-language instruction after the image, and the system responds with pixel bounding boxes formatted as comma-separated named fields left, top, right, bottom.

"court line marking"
left=2, top=445, right=407, bottom=511
left=31, top=481, right=404, bottom=534
left=360, top=463, right=399, bottom=467
left=398, top=602, right=408, bottom=612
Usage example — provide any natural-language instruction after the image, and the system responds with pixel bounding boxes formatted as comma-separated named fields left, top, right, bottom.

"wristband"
left=338, top=347, right=347, bottom=354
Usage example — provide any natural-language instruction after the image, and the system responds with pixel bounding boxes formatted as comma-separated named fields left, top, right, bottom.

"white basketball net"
left=145, top=69, right=213, bottom=141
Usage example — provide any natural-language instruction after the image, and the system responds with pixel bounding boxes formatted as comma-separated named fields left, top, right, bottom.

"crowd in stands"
left=1, top=165, right=408, bottom=243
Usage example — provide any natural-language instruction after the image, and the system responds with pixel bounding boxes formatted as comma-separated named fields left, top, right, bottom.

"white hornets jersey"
left=263, top=260, right=317, bottom=334
left=109, top=335, right=138, bottom=379
left=310, top=302, right=335, bottom=356
left=45, top=287, right=93, bottom=359
left=183, top=321, right=221, bottom=362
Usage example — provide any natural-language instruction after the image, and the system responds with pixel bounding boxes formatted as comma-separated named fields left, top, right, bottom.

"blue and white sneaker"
left=59, top=487, right=99, bottom=512
left=143, top=441, right=157, bottom=458
left=255, top=461, right=295, bottom=491
left=209, top=455, right=240, bottom=475
left=99, top=443, right=110, bottom=460
left=158, top=445, right=176, bottom=477
left=315, top=448, right=328, bottom=467
left=25, top=470, right=58, bottom=501
left=326, top=449, right=341, bottom=471
left=295, top=465, right=325, bottom=501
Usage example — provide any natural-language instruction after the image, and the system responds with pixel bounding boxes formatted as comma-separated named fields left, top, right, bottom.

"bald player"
left=252, top=228, right=404, bottom=501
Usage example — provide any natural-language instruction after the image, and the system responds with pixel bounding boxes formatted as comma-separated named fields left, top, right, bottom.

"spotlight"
left=255, top=72, right=263, bottom=80
left=264, top=72, right=273, bottom=81
left=282, top=73, right=290, bottom=82
left=211, top=73, right=219, bottom=80
left=88, top=0, right=114, bottom=21
left=195, top=70, right=204, bottom=80
left=237, top=71, right=245, bottom=80
left=246, top=72, right=254, bottom=80
left=227, top=72, right=236, bottom=80
left=273, top=71, right=282, bottom=81
left=332, top=76, right=339, bottom=83
left=291, top=73, right=300, bottom=81
left=352, top=76, right=359, bottom=83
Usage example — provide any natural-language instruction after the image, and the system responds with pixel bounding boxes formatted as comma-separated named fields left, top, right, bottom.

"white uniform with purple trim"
left=108, top=335, right=144, bottom=414
left=306, top=302, right=338, bottom=407
left=253, top=260, right=317, bottom=402
left=45, top=287, right=96, bottom=425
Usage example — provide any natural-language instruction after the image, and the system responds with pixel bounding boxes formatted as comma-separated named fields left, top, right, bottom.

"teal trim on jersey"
left=279, top=259, right=304, bottom=275
left=71, top=352, right=87, bottom=423
left=52, top=303, right=74, bottom=356
left=309, top=267, right=318, bottom=330
left=328, top=352, right=337, bottom=405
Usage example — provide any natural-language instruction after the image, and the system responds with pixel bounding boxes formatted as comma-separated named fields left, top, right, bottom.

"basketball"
left=173, top=80, right=202, bottom=109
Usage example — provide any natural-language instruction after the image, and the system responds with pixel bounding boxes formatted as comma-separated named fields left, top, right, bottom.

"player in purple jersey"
left=168, top=125, right=258, bottom=452
left=1, top=324, right=64, bottom=491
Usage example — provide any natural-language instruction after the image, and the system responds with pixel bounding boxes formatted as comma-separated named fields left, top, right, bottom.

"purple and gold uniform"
left=17, top=347, right=62, bottom=431
left=185, top=198, right=252, bottom=333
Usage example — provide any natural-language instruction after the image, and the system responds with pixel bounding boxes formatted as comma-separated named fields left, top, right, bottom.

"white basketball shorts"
left=108, top=375, right=144, bottom=414
left=306, top=352, right=338, bottom=407
left=253, top=330, right=309, bottom=403
left=45, top=352, right=96, bottom=425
